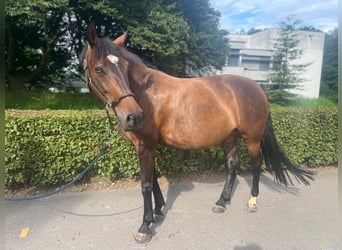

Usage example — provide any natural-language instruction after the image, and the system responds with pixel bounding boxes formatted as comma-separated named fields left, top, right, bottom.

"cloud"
left=210, top=0, right=338, bottom=33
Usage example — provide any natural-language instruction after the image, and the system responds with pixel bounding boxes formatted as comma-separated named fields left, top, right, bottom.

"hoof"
left=246, top=204, right=258, bottom=213
left=135, top=232, right=152, bottom=243
left=212, top=205, right=226, bottom=213
left=246, top=196, right=258, bottom=213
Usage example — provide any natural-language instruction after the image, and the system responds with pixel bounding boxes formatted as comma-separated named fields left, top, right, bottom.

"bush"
left=5, top=108, right=337, bottom=190
left=270, top=108, right=338, bottom=166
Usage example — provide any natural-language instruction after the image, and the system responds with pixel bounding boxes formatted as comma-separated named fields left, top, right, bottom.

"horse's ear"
left=113, top=32, right=128, bottom=46
left=87, top=22, right=98, bottom=47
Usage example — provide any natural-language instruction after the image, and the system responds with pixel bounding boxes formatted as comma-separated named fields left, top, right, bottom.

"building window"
left=259, top=61, right=270, bottom=70
left=241, top=59, right=259, bottom=70
left=228, top=55, right=239, bottom=66
left=240, top=56, right=270, bottom=70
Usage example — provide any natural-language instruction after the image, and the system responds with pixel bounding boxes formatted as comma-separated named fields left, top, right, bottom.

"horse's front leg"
left=135, top=146, right=156, bottom=243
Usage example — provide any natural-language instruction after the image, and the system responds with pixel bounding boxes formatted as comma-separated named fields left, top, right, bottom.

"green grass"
left=289, top=97, right=337, bottom=108
left=5, top=91, right=103, bottom=110
left=269, top=97, right=337, bottom=109
left=5, top=91, right=337, bottom=110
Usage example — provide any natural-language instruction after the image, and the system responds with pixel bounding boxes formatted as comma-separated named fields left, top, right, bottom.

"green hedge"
left=5, top=108, right=337, bottom=190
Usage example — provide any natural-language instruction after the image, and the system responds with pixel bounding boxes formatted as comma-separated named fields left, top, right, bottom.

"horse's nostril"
left=126, top=114, right=135, bottom=126
left=126, top=113, right=143, bottom=129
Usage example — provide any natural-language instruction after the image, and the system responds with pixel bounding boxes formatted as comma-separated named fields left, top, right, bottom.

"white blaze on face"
left=107, top=54, right=119, bottom=65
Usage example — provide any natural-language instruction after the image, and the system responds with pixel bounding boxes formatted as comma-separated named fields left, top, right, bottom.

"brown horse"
left=80, top=23, right=314, bottom=243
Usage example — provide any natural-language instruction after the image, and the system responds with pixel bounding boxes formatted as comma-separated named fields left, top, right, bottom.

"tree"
left=171, top=0, right=229, bottom=76
left=5, top=0, right=72, bottom=90
left=320, top=28, right=338, bottom=103
left=247, top=28, right=262, bottom=35
left=266, top=15, right=309, bottom=105
left=5, top=0, right=229, bottom=90
left=76, top=0, right=229, bottom=76
left=298, top=26, right=322, bottom=32
left=87, top=0, right=192, bottom=75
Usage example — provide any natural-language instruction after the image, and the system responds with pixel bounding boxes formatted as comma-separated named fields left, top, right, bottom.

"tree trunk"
left=5, top=18, right=56, bottom=91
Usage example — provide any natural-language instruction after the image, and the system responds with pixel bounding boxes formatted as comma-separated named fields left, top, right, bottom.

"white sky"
left=209, top=0, right=338, bottom=33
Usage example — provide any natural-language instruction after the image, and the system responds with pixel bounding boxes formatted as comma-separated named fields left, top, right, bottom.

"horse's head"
left=81, top=23, right=143, bottom=131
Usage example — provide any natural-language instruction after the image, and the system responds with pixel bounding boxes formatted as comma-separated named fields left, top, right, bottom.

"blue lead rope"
left=5, top=106, right=117, bottom=202
left=5, top=143, right=110, bottom=202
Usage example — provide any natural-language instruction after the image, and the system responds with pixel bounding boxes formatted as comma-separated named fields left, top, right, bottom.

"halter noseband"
left=83, top=51, right=135, bottom=107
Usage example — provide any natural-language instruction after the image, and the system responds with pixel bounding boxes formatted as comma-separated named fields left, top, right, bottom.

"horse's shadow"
left=150, top=174, right=236, bottom=233
left=150, top=179, right=195, bottom=231
left=150, top=171, right=300, bottom=234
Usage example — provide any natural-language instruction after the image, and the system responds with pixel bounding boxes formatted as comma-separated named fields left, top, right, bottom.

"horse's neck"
left=129, top=64, right=176, bottom=92
left=149, top=68, right=177, bottom=81
left=128, top=63, right=151, bottom=90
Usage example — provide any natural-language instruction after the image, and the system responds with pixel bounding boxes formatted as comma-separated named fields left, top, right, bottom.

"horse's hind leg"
left=212, top=146, right=239, bottom=213
left=245, top=140, right=262, bottom=213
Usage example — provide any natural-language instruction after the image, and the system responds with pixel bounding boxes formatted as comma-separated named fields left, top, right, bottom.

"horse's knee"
left=141, top=181, right=152, bottom=193
left=228, top=156, right=239, bottom=171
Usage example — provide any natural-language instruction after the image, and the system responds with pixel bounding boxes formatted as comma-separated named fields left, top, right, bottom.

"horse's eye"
left=95, top=66, right=105, bottom=75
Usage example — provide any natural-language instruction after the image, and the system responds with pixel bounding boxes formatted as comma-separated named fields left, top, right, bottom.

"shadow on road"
left=149, top=170, right=302, bottom=236
left=234, top=243, right=263, bottom=250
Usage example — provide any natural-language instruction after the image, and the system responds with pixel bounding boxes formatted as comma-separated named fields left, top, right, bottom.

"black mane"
left=79, top=36, right=145, bottom=68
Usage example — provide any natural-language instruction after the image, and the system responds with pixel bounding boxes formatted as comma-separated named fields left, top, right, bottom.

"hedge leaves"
left=5, top=108, right=337, bottom=190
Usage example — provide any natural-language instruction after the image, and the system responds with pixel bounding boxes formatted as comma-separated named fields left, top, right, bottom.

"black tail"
left=261, top=114, right=315, bottom=185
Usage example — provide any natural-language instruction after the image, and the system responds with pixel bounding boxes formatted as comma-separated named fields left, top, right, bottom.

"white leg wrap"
left=248, top=196, right=258, bottom=206
left=246, top=196, right=258, bottom=212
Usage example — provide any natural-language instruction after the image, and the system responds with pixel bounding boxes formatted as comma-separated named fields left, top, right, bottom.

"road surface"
left=5, top=168, right=338, bottom=249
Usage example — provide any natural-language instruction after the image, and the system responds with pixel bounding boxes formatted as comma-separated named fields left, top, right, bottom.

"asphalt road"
left=5, top=168, right=338, bottom=250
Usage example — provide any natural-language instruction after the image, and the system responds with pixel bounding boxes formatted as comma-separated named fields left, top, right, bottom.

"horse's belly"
left=159, top=120, right=235, bottom=150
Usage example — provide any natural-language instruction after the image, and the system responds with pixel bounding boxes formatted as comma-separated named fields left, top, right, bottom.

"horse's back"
left=209, top=74, right=267, bottom=102
left=198, top=74, right=269, bottom=121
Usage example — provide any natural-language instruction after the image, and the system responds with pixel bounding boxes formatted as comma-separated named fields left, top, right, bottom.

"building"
left=218, top=29, right=325, bottom=98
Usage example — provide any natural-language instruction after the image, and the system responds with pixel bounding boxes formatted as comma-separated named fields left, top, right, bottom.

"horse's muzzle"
left=124, top=112, right=144, bottom=131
